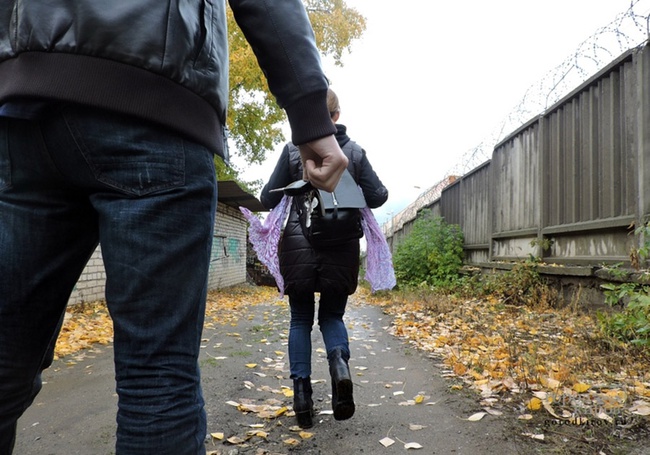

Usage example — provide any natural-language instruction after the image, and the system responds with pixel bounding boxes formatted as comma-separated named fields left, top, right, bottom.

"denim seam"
left=0, top=119, right=11, bottom=191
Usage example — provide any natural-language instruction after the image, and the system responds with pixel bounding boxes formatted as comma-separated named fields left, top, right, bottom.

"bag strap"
left=341, top=141, right=363, bottom=182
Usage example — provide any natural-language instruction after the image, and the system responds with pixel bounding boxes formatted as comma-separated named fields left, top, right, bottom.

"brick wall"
left=207, top=202, right=248, bottom=289
left=68, top=246, right=107, bottom=304
left=67, top=202, right=249, bottom=304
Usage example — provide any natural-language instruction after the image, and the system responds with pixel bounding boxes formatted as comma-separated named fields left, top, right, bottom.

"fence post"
left=537, top=114, right=547, bottom=260
left=636, top=44, right=650, bottom=265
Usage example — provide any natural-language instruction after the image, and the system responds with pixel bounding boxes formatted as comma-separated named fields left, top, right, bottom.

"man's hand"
left=299, top=135, right=348, bottom=192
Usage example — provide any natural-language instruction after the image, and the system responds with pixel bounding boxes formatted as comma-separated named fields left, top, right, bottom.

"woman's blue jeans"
left=288, top=292, right=350, bottom=379
left=0, top=105, right=217, bottom=455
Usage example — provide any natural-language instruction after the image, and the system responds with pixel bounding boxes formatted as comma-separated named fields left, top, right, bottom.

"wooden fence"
left=388, top=43, right=650, bottom=280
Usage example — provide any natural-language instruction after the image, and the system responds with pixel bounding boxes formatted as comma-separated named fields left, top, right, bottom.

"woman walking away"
left=260, top=88, right=389, bottom=428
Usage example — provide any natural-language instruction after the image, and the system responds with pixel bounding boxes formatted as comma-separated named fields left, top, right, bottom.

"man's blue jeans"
left=288, top=292, right=350, bottom=378
left=0, top=105, right=217, bottom=455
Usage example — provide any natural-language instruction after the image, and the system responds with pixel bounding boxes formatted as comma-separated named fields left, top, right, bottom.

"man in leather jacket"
left=0, top=1, right=347, bottom=454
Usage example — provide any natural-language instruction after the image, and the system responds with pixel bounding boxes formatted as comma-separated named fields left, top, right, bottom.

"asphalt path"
left=15, top=295, right=526, bottom=454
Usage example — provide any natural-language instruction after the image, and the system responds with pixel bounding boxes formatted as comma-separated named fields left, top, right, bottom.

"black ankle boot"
left=328, top=348, right=355, bottom=421
left=293, top=377, right=314, bottom=428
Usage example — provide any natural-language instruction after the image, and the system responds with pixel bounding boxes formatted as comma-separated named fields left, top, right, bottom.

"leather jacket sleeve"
left=229, top=0, right=336, bottom=144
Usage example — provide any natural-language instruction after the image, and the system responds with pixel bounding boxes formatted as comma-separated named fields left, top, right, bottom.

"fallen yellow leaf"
left=248, top=430, right=268, bottom=438
left=540, top=376, right=561, bottom=389
left=226, top=436, right=246, bottom=444
left=527, top=397, right=542, bottom=411
left=453, top=362, right=467, bottom=376
left=274, top=406, right=289, bottom=417
left=573, top=383, right=590, bottom=393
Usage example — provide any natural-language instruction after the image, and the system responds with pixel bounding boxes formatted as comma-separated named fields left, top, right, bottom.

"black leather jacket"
left=0, top=0, right=335, bottom=158
left=261, top=124, right=388, bottom=296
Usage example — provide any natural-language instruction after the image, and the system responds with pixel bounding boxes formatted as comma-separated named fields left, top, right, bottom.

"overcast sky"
left=241, top=0, right=650, bottom=225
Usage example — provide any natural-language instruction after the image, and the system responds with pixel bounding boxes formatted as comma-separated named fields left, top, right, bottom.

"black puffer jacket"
left=0, top=0, right=335, bottom=158
left=261, top=125, right=388, bottom=295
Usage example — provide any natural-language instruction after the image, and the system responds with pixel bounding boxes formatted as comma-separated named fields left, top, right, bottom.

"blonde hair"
left=327, top=88, right=340, bottom=118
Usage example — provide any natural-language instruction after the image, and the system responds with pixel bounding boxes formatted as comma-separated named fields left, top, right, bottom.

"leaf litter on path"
left=356, top=287, right=650, bottom=451
left=53, top=284, right=650, bottom=452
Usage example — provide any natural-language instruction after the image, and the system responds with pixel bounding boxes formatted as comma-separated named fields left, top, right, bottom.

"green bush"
left=393, top=211, right=464, bottom=288
left=598, top=283, right=650, bottom=347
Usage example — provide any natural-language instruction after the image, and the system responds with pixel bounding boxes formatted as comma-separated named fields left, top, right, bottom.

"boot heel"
left=333, top=377, right=355, bottom=420
left=328, top=348, right=355, bottom=421
left=295, top=409, right=314, bottom=428
left=293, top=377, right=314, bottom=428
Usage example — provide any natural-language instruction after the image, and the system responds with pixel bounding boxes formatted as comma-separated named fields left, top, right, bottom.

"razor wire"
left=386, top=0, right=650, bottom=235
left=448, top=0, right=650, bottom=177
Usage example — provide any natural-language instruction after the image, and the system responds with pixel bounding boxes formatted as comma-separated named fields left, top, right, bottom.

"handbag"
left=276, top=170, right=367, bottom=248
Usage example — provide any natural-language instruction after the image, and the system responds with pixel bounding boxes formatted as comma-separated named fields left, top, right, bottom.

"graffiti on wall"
left=209, top=235, right=242, bottom=270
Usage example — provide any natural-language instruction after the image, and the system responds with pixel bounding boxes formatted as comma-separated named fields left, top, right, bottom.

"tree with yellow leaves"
left=221, top=0, right=366, bottom=191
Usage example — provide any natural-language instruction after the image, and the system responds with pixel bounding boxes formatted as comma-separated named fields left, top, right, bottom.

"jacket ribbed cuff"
left=285, top=90, right=337, bottom=145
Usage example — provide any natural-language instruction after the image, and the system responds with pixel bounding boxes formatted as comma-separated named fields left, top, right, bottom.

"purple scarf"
left=240, top=195, right=395, bottom=295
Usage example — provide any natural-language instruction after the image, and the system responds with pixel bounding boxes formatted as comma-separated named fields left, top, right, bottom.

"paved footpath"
left=15, top=296, right=528, bottom=454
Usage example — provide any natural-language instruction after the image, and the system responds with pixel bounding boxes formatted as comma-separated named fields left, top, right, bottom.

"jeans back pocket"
left=62, top=106, right=186, bottom=196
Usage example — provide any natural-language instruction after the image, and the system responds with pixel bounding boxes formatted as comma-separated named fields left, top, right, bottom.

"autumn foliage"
left=54, top=301, right=113, bottom=361
left=221, top=0, right=367, bottom=189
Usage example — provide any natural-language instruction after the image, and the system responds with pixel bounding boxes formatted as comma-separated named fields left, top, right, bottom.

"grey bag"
left=297, top=169, right=367, bottom=248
